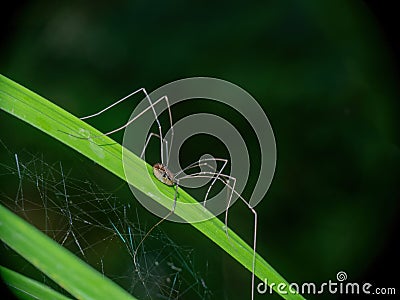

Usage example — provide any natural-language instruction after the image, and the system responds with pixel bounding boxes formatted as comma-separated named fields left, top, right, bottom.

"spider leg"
left=178, top=172, right=257, bottom=300
left=132, top=181, right=179, bottom=277
left=79, top=88, right=174, bottom=166
left=140, top=132, right=169, bottom=165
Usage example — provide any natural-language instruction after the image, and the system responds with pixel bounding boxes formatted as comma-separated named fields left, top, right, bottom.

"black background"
left=1, top=1, right=399, bottom=299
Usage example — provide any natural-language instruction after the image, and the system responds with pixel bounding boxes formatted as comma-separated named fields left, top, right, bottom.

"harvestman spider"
left=78, top=88, right=258, bottom=300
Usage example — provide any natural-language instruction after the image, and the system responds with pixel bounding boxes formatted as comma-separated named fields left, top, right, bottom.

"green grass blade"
left=0, top=205, right=136, bottom=300
left=0, top=266, right=73, bottom=300
left=0, top=74, right=304, bottom=300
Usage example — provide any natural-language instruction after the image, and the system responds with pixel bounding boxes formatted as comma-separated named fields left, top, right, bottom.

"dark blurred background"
left=1, top=1, right=399, bottom=299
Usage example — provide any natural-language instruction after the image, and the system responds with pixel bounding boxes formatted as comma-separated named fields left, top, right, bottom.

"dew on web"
left=0, top=145, right=212, bottom=299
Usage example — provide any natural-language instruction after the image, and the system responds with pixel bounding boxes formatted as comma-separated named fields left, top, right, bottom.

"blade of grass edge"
left=0, top=205, right=136, bottom=300
left=0, top=74, right=305, bottom=300
left=0, top=266, right=73, bottom=300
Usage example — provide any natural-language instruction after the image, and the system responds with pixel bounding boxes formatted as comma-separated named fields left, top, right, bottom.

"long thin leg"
left=175, top=158, right=228, bottom=208
left=74, top=94, right=166, bottom=140
left=203, top=160, right=227, bottom=207
left=162, top=96, right=174, bottom=168
left=79, top=88, right=174, bottom=166
left=174, top=158, right=228, bottom=177
left=133, top=181, right=179, bottom=273
left=80, top=88, right=148, bottom=120
left=140, top=133, right=169, bottom=164
left=178, top=173, right=256, bottom=300
left=178, top=171, right=236, bottom=237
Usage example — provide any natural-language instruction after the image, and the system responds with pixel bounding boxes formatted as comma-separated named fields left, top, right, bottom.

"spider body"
left=153, top=163, right=175, bottom=186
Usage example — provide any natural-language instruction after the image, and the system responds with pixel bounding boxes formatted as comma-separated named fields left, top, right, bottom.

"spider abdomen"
left=153, top=163, right=175, bottom=186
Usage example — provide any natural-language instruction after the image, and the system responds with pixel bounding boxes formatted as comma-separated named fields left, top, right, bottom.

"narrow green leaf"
left=0, top=205, right=136, bottom=300
left=0, top=266, right=73, bottom=300
left=0, top=74, right=305, bottom=300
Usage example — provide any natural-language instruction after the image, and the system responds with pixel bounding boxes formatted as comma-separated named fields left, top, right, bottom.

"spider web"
left=0, top=142, right=212, bottom=300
